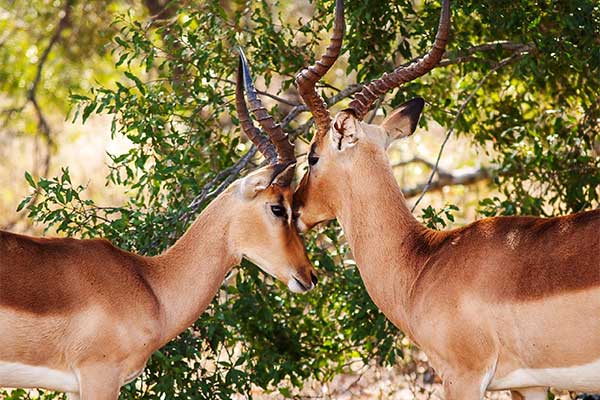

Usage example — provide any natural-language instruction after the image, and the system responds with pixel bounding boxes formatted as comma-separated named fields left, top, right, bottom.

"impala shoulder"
left=407, top=225, right=472, bottom=262
left=471, top=209, right=600, bottom=239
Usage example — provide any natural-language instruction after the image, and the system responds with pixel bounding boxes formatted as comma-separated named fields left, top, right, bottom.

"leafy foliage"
left=420, top=204, right=459, bottom=229
left=9, top=0, right=600, bottom=398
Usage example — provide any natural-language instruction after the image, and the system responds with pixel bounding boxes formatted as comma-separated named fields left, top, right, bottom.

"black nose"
left=311, top=271, right=318, bottom=286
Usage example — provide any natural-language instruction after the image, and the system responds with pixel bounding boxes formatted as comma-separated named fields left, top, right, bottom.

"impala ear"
left=331, top=111, right=363, bottom=152
left=381, top=97, right=424, bottom=147
left=239, top=165, right=283, bottom=200
left=238, top=163, right=296, bottom=199
left=239, top=174, right=269, bottom=200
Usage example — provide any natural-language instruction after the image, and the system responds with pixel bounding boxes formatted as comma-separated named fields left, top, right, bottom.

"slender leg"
left=76, top=365, right=122, bottom=400
left=443, top=376, right=486, bottom=400
left=510, top=388, right=548, bottom=400
left=67, top=393, right=81, bottom=400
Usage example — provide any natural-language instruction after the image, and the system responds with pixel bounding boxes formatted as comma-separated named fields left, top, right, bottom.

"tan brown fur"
left=294, top=107, right=600, bottom=399
left=0, top=165, right=316, bottom=399
left=407, top=212, right=600, bottom=301
left=0, top=233, right=155, bottom=315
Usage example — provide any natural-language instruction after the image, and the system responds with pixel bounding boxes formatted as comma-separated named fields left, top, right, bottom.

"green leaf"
left=124, top=71, right=146, bottom=95
left=16, top=196, right=32, bottom=212
left=82, top=102, right=97, bottom=122
left=24, top=172, right=36, bottom=188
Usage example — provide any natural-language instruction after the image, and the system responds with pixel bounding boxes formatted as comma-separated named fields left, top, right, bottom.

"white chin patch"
left=287, top=279, right=308, bottom=293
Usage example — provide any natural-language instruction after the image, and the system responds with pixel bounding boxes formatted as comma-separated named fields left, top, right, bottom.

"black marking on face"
left=334, top=118, right=344, bottom=150
left=333, top=113, right=353, bottom=150
left=308, top=143, right=319, bottom=166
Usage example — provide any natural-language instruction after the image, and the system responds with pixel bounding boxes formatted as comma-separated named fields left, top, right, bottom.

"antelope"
left=0, top=53, right=317, bottom=399
left=289, top=0, right=600, bottom=398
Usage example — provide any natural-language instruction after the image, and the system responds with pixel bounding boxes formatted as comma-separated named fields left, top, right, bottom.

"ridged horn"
left=238, top=48, right=296, bottom=165
left=346, top=0, right=451, bottom=120
left=294, top=0, right=345, bottom=140
left=236, top=56, right=278, bottom=164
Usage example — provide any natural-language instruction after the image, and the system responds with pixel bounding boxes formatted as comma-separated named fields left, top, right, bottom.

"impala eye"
left=270, top=204, right=287, bottom=218
left=308, top=154, right=319, bottom=166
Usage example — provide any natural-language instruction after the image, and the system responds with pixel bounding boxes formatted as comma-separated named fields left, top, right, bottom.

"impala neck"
left=335, top=151, right=431, bottom=334
left=147, top=189, right=240, bottom=344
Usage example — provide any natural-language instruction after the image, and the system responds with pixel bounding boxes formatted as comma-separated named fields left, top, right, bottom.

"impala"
left=0, top=53, right=317, bottom=399
left=288, top=0, right=599, bottom=398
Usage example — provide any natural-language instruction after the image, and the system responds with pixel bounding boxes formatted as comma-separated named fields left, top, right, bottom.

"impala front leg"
left=76, top=365, right=121, bottom=400
left=443, top=375, right=487, bottom=400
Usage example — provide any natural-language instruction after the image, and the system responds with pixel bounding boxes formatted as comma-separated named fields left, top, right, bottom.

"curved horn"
left=236, top=56, right=278, bottom=164
left=347, top=0, right=451, bottom=120
left=295, top=0, right=345, bottom=139
left=238, top=48, right=296, bottom=165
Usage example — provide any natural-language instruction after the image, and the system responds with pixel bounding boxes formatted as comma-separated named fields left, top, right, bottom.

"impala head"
left=292, top=0, right=450, bottom=231
left=233, top=49, right=317, bottom=293
left=294, top=99, right=426, bottom=231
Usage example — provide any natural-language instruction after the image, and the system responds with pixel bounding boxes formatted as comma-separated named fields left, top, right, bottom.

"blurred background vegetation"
left=0, top=0, right=598, bottom=398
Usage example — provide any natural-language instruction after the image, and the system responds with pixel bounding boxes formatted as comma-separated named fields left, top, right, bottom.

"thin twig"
left=281, top=42, right=534, bottom=130
left=411, top=52, right=525, bottom=212
left=29, top=7, right=71, bottom=102
left=138, top=147, right=259, bottom=253
left=393, top=156, right=436, bottom=170
left=179, top=147, right=258, bottom=223
left=393, top=156, right=452, bottom=179
left=402, top=167, right=490, bottom=198
left=2, top=0, right=73, bottom=230
left=326, top=83, right=363, bottom=107
left=219, top=78, right=300, bottom=107
left=438, top=41, right=535, bottom=67
left=281, top=104, right=308, bottom=127
left=366, top=97, right=383, bottom=124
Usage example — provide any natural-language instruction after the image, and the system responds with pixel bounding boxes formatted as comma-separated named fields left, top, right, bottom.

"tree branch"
left=401, top=167, right=491, bottom=198
left=392, top=156, right=452, bottom=177
left=29, top=0, right=73, bottom=105
left=143, top=0, right=174, bottom=20
left=168, top=147, right=259, bottom=232
left=142, top=0, right=186, bottom=87
left=438, top=41, right=535, bottom=67
left=411, top=52, right=525, bottom=212
left=2, top=0, right=73, bottom=230
left=219, top=78, right=300, bottom=107
left=26, top=0, right=73, bottom=147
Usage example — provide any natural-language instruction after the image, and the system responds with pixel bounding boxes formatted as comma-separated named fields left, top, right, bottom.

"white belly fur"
left=0, top=362, right=79, bottom=393
left=489, top=358, right=600, bottom=392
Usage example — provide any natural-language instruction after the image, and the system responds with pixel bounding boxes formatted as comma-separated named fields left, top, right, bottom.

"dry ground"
left=240, top=351, right=585, bottom=400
